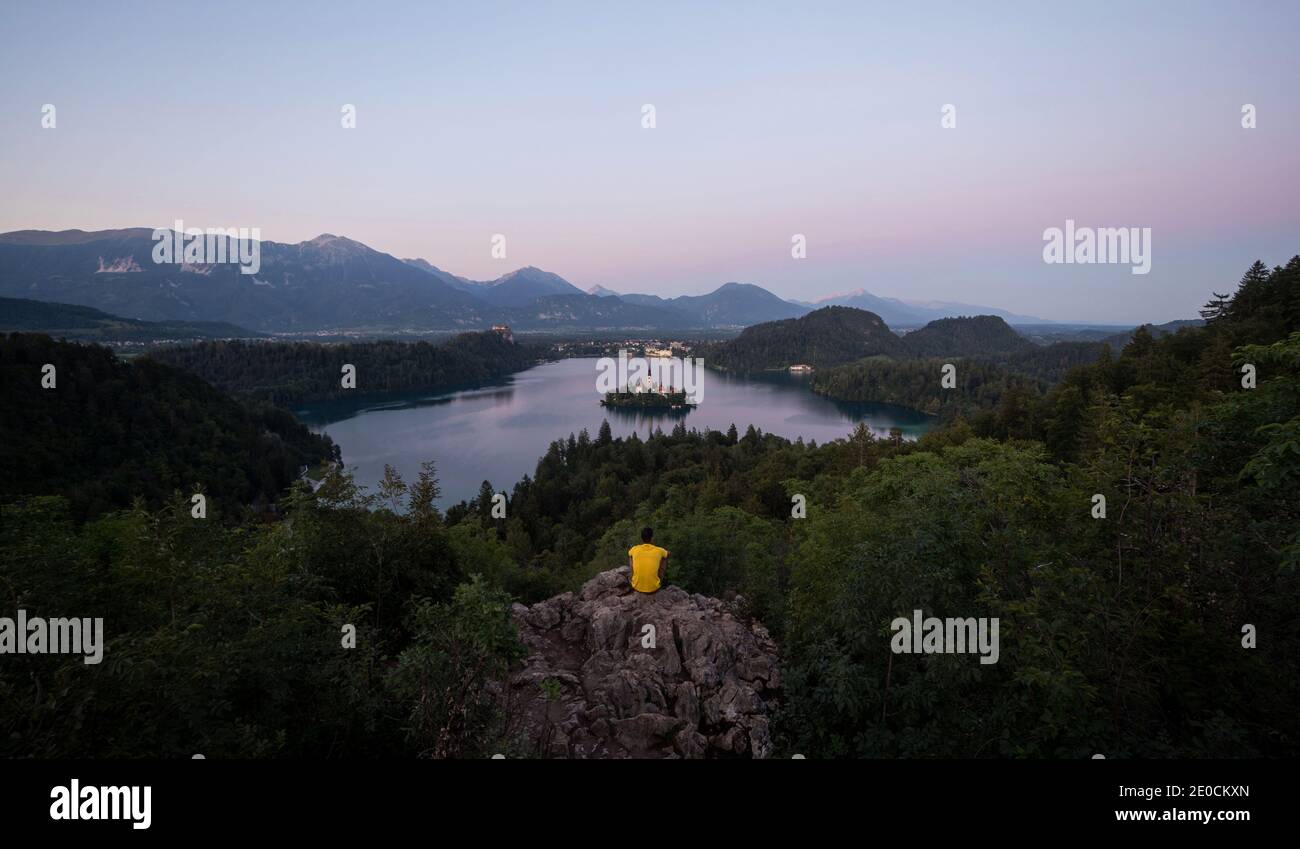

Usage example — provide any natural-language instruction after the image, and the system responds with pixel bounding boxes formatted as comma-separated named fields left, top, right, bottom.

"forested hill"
left=812, top=358, right=1044, bottom=419
left=705, top=308, right=1107, bottom=417
left=811, top=338, right=1108, bottom=421
left=712, top=263, right=1298, bottom=427
left=704, top=305, right=905, bottom=371
left=0, top=332, right=337, bottom=519
left=706, top=308, right=1046, bottom=372
left=900, top=314, right=1035, bottom=357
left=0, top=296, right=259, bottom=341
left=146, top=331, right=544, bottom=406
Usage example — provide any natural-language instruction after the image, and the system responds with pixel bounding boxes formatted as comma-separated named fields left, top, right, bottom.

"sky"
left=1, top=0, right=1297, bottom=323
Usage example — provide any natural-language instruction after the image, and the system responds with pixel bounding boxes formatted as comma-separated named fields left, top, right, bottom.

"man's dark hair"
left=641, top=526, right=654, bottom=543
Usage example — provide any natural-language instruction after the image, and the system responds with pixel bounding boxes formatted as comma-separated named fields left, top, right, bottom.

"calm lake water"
left=296, top=357, right=932, bottom=507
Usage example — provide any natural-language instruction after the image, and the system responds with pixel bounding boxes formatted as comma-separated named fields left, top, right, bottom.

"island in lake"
left=601, top=389, right=698, bottom=409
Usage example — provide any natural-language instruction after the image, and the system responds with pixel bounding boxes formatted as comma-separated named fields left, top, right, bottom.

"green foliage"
left=708, top=309, right=1106, bottom=418
left=389, top=577, right=523, bottom=758
left=474, top=419, right=871, bottom=605
left=146, top=331, right=542, bottom=406
left=899, top=315, right=1034, bottom=358
left=602, top=389, right=695, bottom=408
left=990, top=340, right=1110, bottom=383
left=704, top=306, right=905, bottom=371
left=813, top=357, right=1044, bottom=423
left=0, top=464, right=521, bottom=758
left=0, top=332, right=337, bottom=519
left=0, top=296, right=256, bottom=342
left=644, top=505, right=785, bottom=633
left=0, top=493, right=376, bottom=757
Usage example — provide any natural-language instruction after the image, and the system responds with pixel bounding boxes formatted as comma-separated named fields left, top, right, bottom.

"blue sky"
left=1, top=0, right=1297, bottom=322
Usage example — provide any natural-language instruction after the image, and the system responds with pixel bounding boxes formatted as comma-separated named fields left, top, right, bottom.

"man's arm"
left=658, top=550, right=668, bottom=583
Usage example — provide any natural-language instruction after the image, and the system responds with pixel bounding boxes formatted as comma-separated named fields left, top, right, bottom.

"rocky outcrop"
left=505, top=567, right=780, bottom=758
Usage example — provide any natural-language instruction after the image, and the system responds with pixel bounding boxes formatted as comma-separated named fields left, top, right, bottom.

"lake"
left=296, top=357, right=933, bottom=507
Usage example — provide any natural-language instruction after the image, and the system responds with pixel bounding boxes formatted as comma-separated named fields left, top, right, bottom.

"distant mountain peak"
left=496, top=265, right=560, bottom=282
left=302, top=231, right=364, bottom=244
left=470, top=265, right=585, bottom=307
left=812, top=285, right=1047, bottom=327
left=815, top=287, right=866, bottom=302
left=293, top=234, right=375, bottom=264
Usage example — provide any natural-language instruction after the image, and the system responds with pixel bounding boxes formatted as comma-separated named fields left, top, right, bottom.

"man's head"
left=641, top=526, right=654, bottom=543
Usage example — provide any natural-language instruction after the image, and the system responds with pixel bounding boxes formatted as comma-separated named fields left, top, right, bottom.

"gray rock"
left=525, top=601, right=562, bottom=631
left=673, top=681, right=700, bottom=725
left=612, top=712, right=684, bottom=751
left=504, top=567, right=780, bottom=758
left=674, top=728, right=708, bottom=759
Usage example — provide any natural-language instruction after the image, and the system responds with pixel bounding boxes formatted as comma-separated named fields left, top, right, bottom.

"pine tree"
left=1279, top=256, right=1300, bottom=331
left=408, top=460, right=442, bottom=517
left=851, top=421, right=872, bottom=465
left=1200, top=292, right=1231, bottom=324
left=473, top=479, right=496, bottom=520
left=1124, top=325, right=1156, bottom=358
left=1196, top=331, right=1234, bottom=395
left=1227, top=260, right=1271, bottom=322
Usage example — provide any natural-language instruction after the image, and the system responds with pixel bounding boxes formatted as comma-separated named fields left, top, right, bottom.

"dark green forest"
left=809, top=334, right=1109, bottom=422
left=991, top=339, right=1109, bottom=383
left=703, top=305, right=905, bottom=370
left=0, top=296, right=259, bottom=343
left=601, top=389, right=696, bottom=409
left=1, top=257, right=1298, bottom=758
left=705, top=305, right=1114, bottom=419
left=0, top=333, right=337, bottom=520
left=145, top=331, right=544, bottom=406
left=898, top=314, right=1034, bottom=357
left=812, top=358, right=1045, bottom=420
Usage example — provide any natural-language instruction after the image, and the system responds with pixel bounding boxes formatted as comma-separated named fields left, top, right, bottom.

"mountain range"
left=0, top=228, right=1046, bottom=333
left=802, top=288, right=1047, bottom=327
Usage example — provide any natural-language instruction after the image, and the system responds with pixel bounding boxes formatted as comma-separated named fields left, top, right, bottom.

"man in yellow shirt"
left=628, top=527, right=669, bottom=594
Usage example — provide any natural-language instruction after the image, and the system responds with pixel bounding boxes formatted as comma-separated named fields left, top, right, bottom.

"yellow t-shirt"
left=628, top=544, right=668, bottom=593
